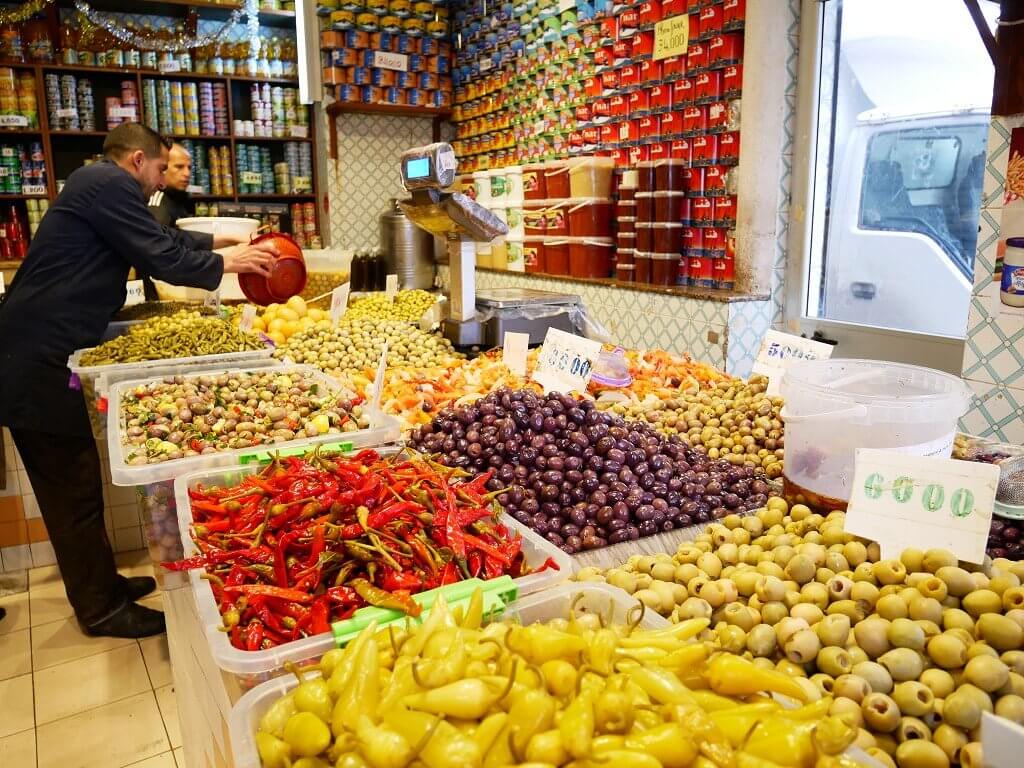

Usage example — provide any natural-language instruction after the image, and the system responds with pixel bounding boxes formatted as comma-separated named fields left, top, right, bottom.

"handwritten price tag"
left=21, top=184, right=46, bottom=195
left=293, top=175, right=312, bottom=192
left=239, top=304, right=257, bottom=333
left=108, top=106, right=137, bottom=120
left=330, top=282, right=350, bottom=324
left=0, top=114, right=28, bottom=128
left=158, top=60, right=181, bottom=73
left=653, top=15, right=690, bottom=62
left=503, top=331, right=530, bottom=376
left=372, top=51, right=409, bottom=72
left=532, top=328, right=603, bottom=394
left=385, top=274, right=399, bottom=302
left=750, top=329, right=834, bottom=395
left=186, top=185, right=206, bottom=195
left=371, top=342, right=389, bottom=407
left=124, top=280, right=145, bottom=307
left=241, top=171, right=263, bottom=185
left=845, top=449, right=1000, bottom=564
left=289, top=125, right=309, bottom=138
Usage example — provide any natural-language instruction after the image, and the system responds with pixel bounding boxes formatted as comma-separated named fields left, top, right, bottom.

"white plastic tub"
left=227, top=582, right=660, bottom=768
left=780, top=359, right=971, bottom=505
left=172, top=445, right=574, bottom=688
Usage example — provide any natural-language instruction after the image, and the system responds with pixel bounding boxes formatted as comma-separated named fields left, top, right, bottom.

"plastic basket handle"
left=778, top=403, right=868, bottom=423
left=331, top=576, right=518, bottom=648
left=239, top=440, right=354, bottom=465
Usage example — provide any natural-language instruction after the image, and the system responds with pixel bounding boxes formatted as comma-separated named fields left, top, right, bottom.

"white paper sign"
left=108, top=106, right=137, bottom=120
left=239, top=304, right=257, bottom=333
left=21, top=184, right=46, bottom=195
left=982, top=712, right=1024, bottom=768
left=371, top=342, right=388, bottom=407
left=845, top=449, right=1000, bottom=564
left=0, top=271, right=5, bottom=295
left=372, top=51, right=409, bottom=72
left=241, top=171, right=263, bottom=185
left=55, top=108, right=77, bottom=119
left=158, top=60, right=181, bottom=73
left=204, top=289, right=221, bottom=311
left=532, top=328, right=603, bottom=394
left=385, top=273, right=398, bottom=302
left=0, top=114, right=28, bottom=128
left=558, top=0, right=575, bottom=11
left=503, top=331, right=530, bottom=376
left=330, top=282, right=350, bottom=324
left=289, top=125, right=309, bottom=138
left=750, top=329, right=834, bottom=396
left=124, top=280, right=145, bottom=307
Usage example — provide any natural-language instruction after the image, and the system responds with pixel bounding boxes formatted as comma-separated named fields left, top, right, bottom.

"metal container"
left=380, top=198, right=435, bottom=289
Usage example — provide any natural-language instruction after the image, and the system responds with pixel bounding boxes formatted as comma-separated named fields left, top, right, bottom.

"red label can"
left=718, top=130, right=740, bottom=164
left=672, top=77, right=695, bottom=108
left=640, top=58, right=662, bottom=83
left=707, top=100, right=730, bottom=132
left=648, top=141, right=671, bottom=162
left=593, top=98, right=611, bottom=120
left=601, top=16, right=618, bottom=40
left=722, top=64, right=743, bottom=97
left=629, top=88, right=651, bottom=115
left=695, top=70, right=722, bottom=103
left=682, top=105, right=707, bottom=135
left=584, top=76, right=603, bottom=99
left=601, top=69, right=620, bottom=92
left=687, top=41, right=708, bottom=72
left=659, top=110, right=683, bottom=138
left=639, top=0, right=662, bottom=26
left=686, top=0, right=701, bottom=11
left=650, top=83, right=673, bottom=112
left=662, top=55, right=686, bottom=81
left=576, top=103, right=592, bottom=122
left=638, top=113, right=660, bottom=140
left=670, top=137, right=692, bottom=163
left=599, top=121, right=618, bottom=147
left=703, top=226, right=726, bottom=256
left=582, top=125, right=601, bottom=146
left=709, top=33, right=744, bottom=67
left=609, top=93, right=629, bottom=118
left=691, top=195, right=713, bottom=223
left=714, top=254, right=735, bottom=290
left=684, top=166, right=705, bottom=196
left=688, top=13, right=700, bottom=42
left=691, top=133, right=718, bottom=165
left=690, top=256, right=714, bottom=287
left=628, top=143, right=650, bottom=164
left=619, top=8, right=640, bottom=32
left=662, top=0, right=685, bottom=16
left=705, top=164, right=728, bottom=195
left=595, top=45, right=615, bottom=69
left=699, top=5, right=723, bottom=38
left=683, top=225, right=703, bottom=255
left=619, top=64, right=641, bottom=90
left=633, top=31, right=655, bottom=61
left=713, top=195, right=737, bottom=227
left=679, top=196, right=693, bottom=225
left=568, top=130, right=585, bottom=149
left=723, top=0, right=747, bottom=29
left=612, top=38, right=632, bottom=63
left=611, top=147, right=630, bottom=166
left=619, top=118, right=640, bottom=144
left=677, top=255, right=690, bottom=285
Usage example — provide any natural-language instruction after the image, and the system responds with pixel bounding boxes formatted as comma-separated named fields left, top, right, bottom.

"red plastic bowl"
left=238, top=232, right=308, bottom=305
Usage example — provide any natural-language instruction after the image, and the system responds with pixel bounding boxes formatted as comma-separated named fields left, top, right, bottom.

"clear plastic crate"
left=227, top=582, right=655, bottom=768
left=172, top=445, right=574, bottom=689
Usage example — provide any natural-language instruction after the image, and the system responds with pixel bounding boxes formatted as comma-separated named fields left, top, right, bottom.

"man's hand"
left=219, top=241, right=279, bottom=277
left=212, top=233, right=249, bottom=249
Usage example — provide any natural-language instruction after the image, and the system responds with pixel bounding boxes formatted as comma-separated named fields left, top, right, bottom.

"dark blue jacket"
left=0, top=159, right=222, bottom=436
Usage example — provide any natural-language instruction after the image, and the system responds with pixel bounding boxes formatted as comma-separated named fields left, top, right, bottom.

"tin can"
left=638, top=0, right=661, bottom=26
left=698, top=4, right=723, bottom=39
left=671, top=77, right=694, bottom=108
left=709, top=33, right=743, bottom=67
left=691, top=195, right=713, bottom=223
left=659, top=110, right=683, bottom=139
left=629, top=88, right=651, bottom=116
left=694, top=70, right=721, bottom=104
left=612, top=38, right=631, bottom=64
left=650, top=83, right=672, bottom=112
left=670, top=137, right=692, bottom=163
left=682, top=105, right=706, bottom=135
left=691, top=134, right=718, bottom=166
left=687, top=41, right=708, bottom=72
left=639, top=58, right=661, bottom=83
left=627, top=143, right=649, bottom=164
left=713, top=195, right=737, bottom=227
left=707, top=100, right=730, bottom=132
left=619, top=64, right=641, bottom=90
left=718, top=130, right=740, bottom=164
left=722, top=64, right=743, bottom=98
left=662, top=55, right=685, bottom=81
left=723, top=0, right=746, bottom=30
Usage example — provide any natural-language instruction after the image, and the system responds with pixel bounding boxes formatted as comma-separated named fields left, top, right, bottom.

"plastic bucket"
left=635, top=251, right=652, bottom=282
left=569, top=155, right=615, bottom=197
left=545, top=238, right=570, bottom=275
left=524, top=236, right=546, bottom=272
left=780, top=360, right=972, bottom=507
left=568, top=237, right=615, bottom=278
left=636, top=191, right=654, bottom=222
left=650, top=252, right=679, bottom=286
left=566, top=198, right=615, bottom=237
left=523, top=163, right=547, bottom=199
left=544, top=161, right=572, bottom=198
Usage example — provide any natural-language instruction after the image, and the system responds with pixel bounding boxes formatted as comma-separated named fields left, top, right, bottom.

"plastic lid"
left=616, top=263, right=636, bottom=269
left=780, top=359, right=972, bottom=421
left=636, top=191, right=654, bottom=198
left=619, top=169, right=638, bottom=187
left=636, top=160, right=656, bottom=167
left=652, top=190, right=687, bottom=197
left=636, top=222, right=654, bottom=227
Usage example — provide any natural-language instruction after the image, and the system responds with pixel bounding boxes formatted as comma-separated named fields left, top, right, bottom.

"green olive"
left=896, top=715, right=932, bottom=744
left=919, top=669, right=956, bottom=699
left=784, top=628, right=821, bottom=665
left=892, top=681, right=935, bottom=717
left=810, top=672, right=835, bottom=697
left=854, top=617, right=892, bottom=659
left=942, top=685, right=991, bottom=730
left=1003, top=586, right=1024, bottom=612
left=862, top=692, right=901, bottom=733
left=877, top=594, right=911, bottom=621
left=995, top=694, right=1024, bottom=725
left=827, top=599, right=867, bottom=623
left=964, top=654, right=1010, bottom=692
left=815, top=614, right=851, bottom=647
left=888, top=618, right=927, bottom=651
left=829, top=696, right=863, bottom=728
left=961, top=589, right=1003, bottom=619
left=879, top=648, right=925, bottom=682
left=976, top=613, right=1024, bottom=651
left=854, top=661, right=895, bottom=694
left=852, top=581, right=882, bottom=609
left=909, top=596, right=944, bottom=625
left=917, top=577, right=949, bottom=602
left=834, top=673, right=871, bottom=703
left=789, top=603, right=824, bottom=627
left=895, top=739, right=950, bottom=768
left=931, top=724, right=968, bottom=764
left=960, top=742, right=984, bottom=768
left=745, top=624, right=777, bottom=657
left=922, top=549, right=958, bottom=574
left=874, top=559, right=908, bottom=586
left=936, top=567, right=975, bottom=598
left=1001, top=650, right=1024, bottom=676
left=941, top=608, right=975, bottom=633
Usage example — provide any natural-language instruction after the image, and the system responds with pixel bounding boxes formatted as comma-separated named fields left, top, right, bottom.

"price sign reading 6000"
left=539, top=345, right=592, bottom=378
left=531, top=328, right=603, bottom=394
left=862, top=473, right=976, bottom=518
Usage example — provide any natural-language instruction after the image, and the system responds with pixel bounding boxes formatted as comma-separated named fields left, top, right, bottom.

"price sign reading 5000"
left=539, top=345, right=592, bottom=378
left=862, top=473, right=976, bottom=518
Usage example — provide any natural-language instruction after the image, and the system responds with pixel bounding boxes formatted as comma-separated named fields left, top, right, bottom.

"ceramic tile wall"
left=959, top=115, right=1024, bottom=443
left=0, top=428, right=142, bottom=574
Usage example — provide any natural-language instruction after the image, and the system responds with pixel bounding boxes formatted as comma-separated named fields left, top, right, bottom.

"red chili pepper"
left=438, top=560, right=460, bottom=585
left=325, top=585, right=359, bottom=605
left=378, top=566, right=423, bottom=592
left=223, top=584, right=316, bottom=603
left=463, top=532, right=513, bottom=567
left=309, top=597, right=331, bottom=635
left=537, top=556, right=561, bottom=573
left=244, top=621, right=264, bottom=651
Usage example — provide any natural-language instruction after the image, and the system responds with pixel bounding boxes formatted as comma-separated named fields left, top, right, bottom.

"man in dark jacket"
left=0, top=123, right=277, bottom=638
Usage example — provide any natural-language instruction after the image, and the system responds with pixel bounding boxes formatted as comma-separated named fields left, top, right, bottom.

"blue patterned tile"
left=960, top=379, right=1024, bottom=443
left=982, top=117, right=1012, bottom=209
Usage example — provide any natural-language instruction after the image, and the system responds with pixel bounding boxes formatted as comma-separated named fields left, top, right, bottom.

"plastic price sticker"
left=289, top=125, right=308, bottom=138
left=240, top=171, right=262, bottom=186
left=0, top=114, right=28, bottom=128
left=239, top=304, right=257, bottom=333
left=654, top=15, right=690, bottom=61
left=385, top=273, right=398, bottom=302
left=503, top=331, right=530, bottom=376
left=158, top=60, right=181, bottom=73
left=845, top=449, right=1000, bottom=564
left=532, top=328, right=603, bottom=394
left=330, top=282, right=349, bottom=324
left=372, top=51, right=409, bottom=72
left=21, top=184, right=46, bottom=195
left=124, top=280, right=145, bottom=307
left=750, top=329, right=834, bottom=396
left=371, top=342, right=388, bottom=407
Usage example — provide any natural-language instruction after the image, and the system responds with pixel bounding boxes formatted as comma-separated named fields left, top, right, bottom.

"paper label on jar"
left=330, top=282, right=350, bottom=324
left=532, top=328, right=603, bottom=394
left=124, top=280, right=145, bottom=307
left=373, top=51, right=409, bottom=72
left=293, top=176, right=312, bottom=192
left=239, top=304, right=257, bottom=333
left=385, top=273, right=399, bottom=301
left=186, top=185, right=205, bottom=195
left=845, top=449, right=999, bottom=564
left=503, top=331, right=530, bottom=376
left=750, top=329, right=834, bottom=396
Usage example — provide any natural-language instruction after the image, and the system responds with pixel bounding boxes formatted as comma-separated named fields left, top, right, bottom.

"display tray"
left=171, top=443, right=575, bottom=688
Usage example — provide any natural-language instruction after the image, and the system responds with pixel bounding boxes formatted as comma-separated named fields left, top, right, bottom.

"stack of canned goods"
left=290, top=201, right=322, bottom=248
left=181, top=141, right=233, bottom=197
left=143, top=79, right=227, bottom=135
left=0, top=68, right=38, bottom=128
left=105, top=80, right=139, bottom=130
left=235, top=84, right=308, bottom=138
left=196, top=81, right=229, bottom=136
left=0, top=142, right=47, bottom=195
left=25, top=198, right=47, bottom=237
left=45, top=74, right=97, bottom=132
left=236, top=143, right=274, bottom=195
left=280, top=141, right=313, bottom=193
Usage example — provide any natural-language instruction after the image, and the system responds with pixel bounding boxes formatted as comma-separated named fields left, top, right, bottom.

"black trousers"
left=10, top=427, right=126, bottom=626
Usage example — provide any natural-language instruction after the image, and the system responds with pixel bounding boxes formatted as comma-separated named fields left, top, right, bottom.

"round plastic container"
left=505, top=166, right=524, bottom=202
left=636, top=222, right=653, bottom=252
left=569, top=156, right=615, bottom=197
left=635, top=160, right=656, bottom=191
left=653, top=191, right=686, bottom=222
left=636, top=191, right=654, bottom=222
left=617, top=231, right=636, bottom=250
left=654, top=158, right=688, bottom=191
left=780, top=360, right=972, bottom=509
left=616, top=262, right=635, bottom=282
left=523, top=163, right=547, bottom=200
left=476, top=240, right=493, bottom=269
left=616, top=248, right=635, bottom=265
left=489, top=167, right=510, bottom=204
left=472, top=170, right=492, bottom=205
left=650, top=252, right=679, bottom=286
left=524, top=236, right=546, bottom=273
left=544, top=199, right=570, bottom=235
left=490, top=238, right=508, bottom=269
left=617, top=215, right=636, bottom=233
left=524, top=201, right=548, bottom=235
left=238, top=232, right=307, bottom=305
left=652, top=222, right=682, bottom=252
left=619, top=186, right=636, bottom=201
left=507, top=204, right=525, bottom=238
left=566, top=198, right=615, bottom=237
left=544, top=162, right=572, bottom=198
left=545, top=238, right=570, bottom=275
left=568, top=237, right=614, bottom=278
left=634, top=251, right=652, bottom=283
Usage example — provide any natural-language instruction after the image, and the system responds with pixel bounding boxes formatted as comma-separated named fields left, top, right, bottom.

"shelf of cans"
left=450, top=0, right=745, bottom=172
left=0, top=141, right=48, bottom=196
left=236, top=142, right=313, bottom=195
left=319, top=1, right=454, bottom=111
left=0, top=67, right=40, bottom=129
left=192, top=199, right=323, bottom=249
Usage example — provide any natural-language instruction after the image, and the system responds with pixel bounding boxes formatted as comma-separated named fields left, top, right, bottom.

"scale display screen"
left=405, top=156, right=431, bottom=180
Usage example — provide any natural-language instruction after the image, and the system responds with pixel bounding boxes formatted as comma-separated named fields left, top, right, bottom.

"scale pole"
left=448, top=236, right=477, bottom=322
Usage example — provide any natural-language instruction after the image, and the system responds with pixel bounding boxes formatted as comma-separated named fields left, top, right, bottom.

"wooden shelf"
left=48, top=130, right=108, bottom=138
left=56, top=0, right=297, bottom=28
left=237, top=193, right=315, bottom=200
left=234, top=135, right=312, bottom=143
left=36, top=63, right=298, bottom=86
left=0, top=193, right=48, bottom=200
left=326, top=101, right=450, bottom=158
left=165, top=134, right=233, bottom=141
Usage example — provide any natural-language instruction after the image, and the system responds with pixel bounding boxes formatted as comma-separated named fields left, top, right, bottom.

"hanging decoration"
left=72, top=0, right=262, bottom=53
left=0, top=0, right=55, bottom=24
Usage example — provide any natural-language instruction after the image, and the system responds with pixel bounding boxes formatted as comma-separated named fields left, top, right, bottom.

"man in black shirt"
left=0, top=124, right=278, bottom=638
left=144, top=142, right=199, bottom=299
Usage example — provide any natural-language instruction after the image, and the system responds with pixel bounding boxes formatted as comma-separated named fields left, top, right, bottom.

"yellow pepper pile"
left=254, top=589, right=862, bottom=768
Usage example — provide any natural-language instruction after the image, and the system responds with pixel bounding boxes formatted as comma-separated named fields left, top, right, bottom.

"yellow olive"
left=800, top=581, right=829, bottom=609
left=1000, top=671, right=1024, bottom=698
left=698, top=580, right=728, bottom=608
left=789, top=603, right=824, bottom=627
left=1007, top=609, right=1024, bottom=631
left=847, top=646, right=869, bottom=667
left=715, top=623, right=746, bottom=654
left=853, top=562, right=877, bottom=584
left=915, top=620, right=942, bottom=641
left=966, top=641, right=999, bottom=661
left=723, top=603, right=759, bottom=632
left=755, top=574, right=787, bottom=602
left=830, top=696, right=864, bottom=728
left=854, top=617, right=893, bottom=659
left=817, top=646, right=853, bottom=677
left=987, top=572, right=1020, bottom=596
left=995, top=694, right=1024, bottom=725
left=746, top=624, right=777, bottom=657
left=941, top=608, right=974, bottom=633
left=834, top=673, right=871, bottom=703
left=931, top=724, right=968, bottom=764
left=879, top=648, right=925, bottom=682
left=697, top=553, right=723, bottom=578
left=900, top=548, right=925, bottom=574
left=960, top=742, right=984, bottom=768
left=784, top=628, right=821, bottom=665
left=888, top=618, right=927, bottom=651
left=964, top=654, right=1010, bottom=692
left=917, top=577, right=949, bottom=602
left=649, top=562, right=676, bottom=582
left=961, top=589, right=1003, bottom=619
left=854, top=660, right=895, bottom=694
left=827, top=599, right=867, bottom=623
left=942, top=686, right=989, bottom=730
left=675, top=562, right=700, bottom=584
left=874, top=559, right=908, bottom=586
left=936, top=567, right=975, bottom=598
left=760, top=601, right=789, bottom=626
left=776, top=658, right=809, bottom=679
left=862, top=692, right=901, bottom=733
left=810, top=672, right=835, bottom=697
left=1003, top=586, right=1024, bottom=612
left=896, top=716, right=932, bottom=744
left=816, top=614, right=851, bottom=647
left=868, top=748, right=897, bottom=768
left=892, top=681, right=935, bottom=717
left=852, top=580, right=881, bottom=609
left=775, top=616, right=810, bottom=645
left=977, top=613, right=1024, bottom=651
left=919, top=669, right=956, bottom=699
left=908, top=596, right=944, bottom=625
left=922, top=549, right=958, bottom=573
left=878, top=594, right=911, bottom=621
left=895, top=739, right=950, bottom=768
left=1001, top=650, right=1024, bottom=676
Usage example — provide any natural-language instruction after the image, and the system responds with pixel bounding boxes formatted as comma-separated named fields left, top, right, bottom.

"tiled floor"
left=0, top=550, right=184, bottom=768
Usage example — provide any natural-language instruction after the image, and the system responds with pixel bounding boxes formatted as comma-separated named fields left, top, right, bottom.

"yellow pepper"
left=668, top=704, right=735, bottom=768
left=591, top=734, right=627, bottom=752
left=705, top=654, right=809, bottom=703
left=588, top=628, right=619, bottom=674
left=594, top=685, right=634, bottom=734
left=332, top=635, right=380, bottom=735
left=810, top=716, right=856, bottom=756
left=256, top=731, right=292, bottom=768
left=568, top=749, right=665, bottom=768
left=781, top=699, right=831, bottom=722
left=625, top=722, right=699, bottom=768
left=354, top=715, right=416, bottom=768
left=482, top=723, right=516, bottom=768
left=658, top=643, right=710, bottom=673
left=616, top=646, right=670, bottom=663
left=526, top=729, right=570, bottom=764
left=462, top=587, right=484, bottom=629
left=660, top=617, right=711, bottom=640
left=541, top=659, right=578, bottom=697
left=334, top=753, right=370, bottom=768
left=401, top=594, right=454, bottom=659
left=404, top=663, right=516, bottom=720
left=471, top=712, right=508, bottom=757
left=259, top=694, right=298, bottom=737
left=559, top=687, right=596, bottom=758
left=508, top=624, right=589, bottom=664
left=508, top=688, right=558, bottom=758
left=412, top=634, right=467, bottom=688
left=692, top=690, right=753, bottom=713
left=743, top=717, right=818, bottom=768
left=327, top=620, right=378, bottom=701
left=708, top=703, right=779, bottom=747
left=737, top=753, right=789, bottom=768
left=626, top=665, right=699, bottom=706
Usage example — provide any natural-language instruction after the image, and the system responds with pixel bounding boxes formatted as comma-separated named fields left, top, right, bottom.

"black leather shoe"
left=119, top=575, right=157, bottom=601
left=0, top=606, right=6, bottom=623
left=84, top=601, right=166, bottom=638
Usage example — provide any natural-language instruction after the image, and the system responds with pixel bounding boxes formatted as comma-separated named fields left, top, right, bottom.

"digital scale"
left=398, top=143, right=583, bottom=348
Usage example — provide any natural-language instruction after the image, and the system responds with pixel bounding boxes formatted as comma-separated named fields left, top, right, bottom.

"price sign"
left=845, top=449, right=1000, bottom=564
left=371, top=342, right=389, bottom=407
left=0, top=271, right=6, bottom=296
left=186, top=184, right=206, bottom=195
left=503, top=331, right=530, bottom=376
left=124, top=280, right=145, bottom=307
left=330, top=282, right=350, bottom=324
left=479, top=58, right=494, bottom=72
left=241, top=171, right=263, bottom=185
left=108, top=106, right=137, bottom=120
left=55, top=108, right=78, bottom=119
left=372, top=51, right=409, bottom=72
left=158, top=60, right=181, bottom=73
left=239, top=304, right=257, bottom=333
left=293, top=175, right=312, bottom=192
left=982, top=712, right=1024, bottom=768
left=385, top=273, right=398, bottom=302
left=532, top=328, right=603, bottom=394
left=653, top=15, right=690, bottom=61
left=289, top=125, right=309, bottom=138
left=0, top=147, right=13, bottom=157
left=0, top=167, right=8, bottom=178
left=21, top=184, right=46, bottom=196
left=0, top=114, right=28, bottom=128
left=204, top=289, right=221, bottom=311
left=750, top=329, right=834, bottom=396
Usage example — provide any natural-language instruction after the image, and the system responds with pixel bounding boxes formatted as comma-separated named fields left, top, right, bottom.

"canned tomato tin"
left=599, top=121, right=618, bottom=146
left=722, top=64, right=743, bottom=98
left=682, top=105, right=706, bottom=135
left=628, top=143, right=650, bottom=165
left=619, top=117, right=639, bottom=144
left=568, top=130, right=585, bottom=150
left=718, top=130, right=740, bottom=164
left=695, top=70, right=721, bottom=104
left=650, top=83, right=673, bottom=112
left=595, top=45, right=614, bottom=69
left=584, top=76, right=602, bottom=98
left=662, top=0, right=684, bottom=16
left=691, top=255, right=714, bottom=287
left=612, top=38, right=632, bottom=64
left=703, top=226, right=726, bottom=257
left=619, top=64, right=641, bottom=90
left=632, top=30, right=654, bottom=59
left=691, top=195, right=713, bottom=223
left=686, top=0, right=701, bottom=12
left=662, top=55, right=686, bottom=81
left=683, top=226, right=703, bottom=256
left=639, top=58, right=661, bottom=83
left=576, top=103, right=592, bottom=122
left=691, top=134, right=718, bottom=166
left=723, top=0, right=746, bottom=30
left=618, top=7, right=640, bottom=34
left=659, top=110, right=683, bottom=138
left=648, top=142, right=671, bottom=163
left=638, top=0, right=661, bottom=25
left=688, top=13, right=699, bottom=42
left=638, top=113, right=659, bottom=140
left=714, top=195, right=737, bottom=227
left=687, top=41, right=708, bottom=72
left=593, top=98, right=611, bottom=120
left=601, top=69, right=619, bottom=92
left=714, top=253, right=734, bottom=290
left=709, top=33, right=743, bottom=67
left=672, top=77, right=694, bottom=108
left=609, top=93, right=628, bottom=118
left=670, top=137, right=692, bottom=163
left=698, top=4, right=722, bottom=39
left=610, top=147, right=630, bottom=166
left=600, top=15, right=618, bottom=40
left=629, top=88, right=651, bottom=115
left=707, top=100, right=730, bottom=132
left=582, top=125, right=601, bottom=147
left=679, top=195, right=692, bottom=225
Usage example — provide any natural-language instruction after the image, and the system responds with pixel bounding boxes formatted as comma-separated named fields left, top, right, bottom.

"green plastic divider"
left=331, top=576, right=518, bottom=648
left=239, top=440, right=354, bottom=466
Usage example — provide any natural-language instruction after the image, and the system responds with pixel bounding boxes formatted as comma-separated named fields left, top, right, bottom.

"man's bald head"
left=164, top=143, right=192, bottom=192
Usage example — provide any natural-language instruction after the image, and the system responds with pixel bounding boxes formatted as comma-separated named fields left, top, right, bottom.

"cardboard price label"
left=158, top=60, right=181, bottom=73
left=503, top=331, right=530, bottom=376
left=289, top=125, right=309, bottom=138
left=845, top=449, right=1000, bottom=564
left=372, top=51, right=409, bottom=72
left=0, top=271, right=5, bottom=296
left=330, top=282, right=350, bottom=324
left=108, top=106, right=137, bottom=120
left=239, top=304, right=257, bottom=333
left=124, top=280, right=145, bottom=307
left=21, top=184, right=46, bottom=195
left=0, top=114, right=28, bottom=128
left=186, top=185, right=206, bottom=195
left=55, top=108, right=77, bottom=119
left=293, top=175, right=312, bottom=192
left=531, top=328, right=603, bottom=394
left=653, top=15, right=690, bottom=61
left=750, top=329, right=834, bottom=395
left=241, top=171, right=263, bottom=186
left=385, top=273, right=399, bottom=302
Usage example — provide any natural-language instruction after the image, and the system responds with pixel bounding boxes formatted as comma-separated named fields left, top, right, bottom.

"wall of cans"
left=44, top=74, right=97, bottom=132
left=0, top=142, right=47, bottom=196
left=0, top=67, right=39, bottom=129
left=141, top=79, right=229, bottom=137
left=238, top=84, right=309, bottom=138
left=180, top=140, right=233, bottom=197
